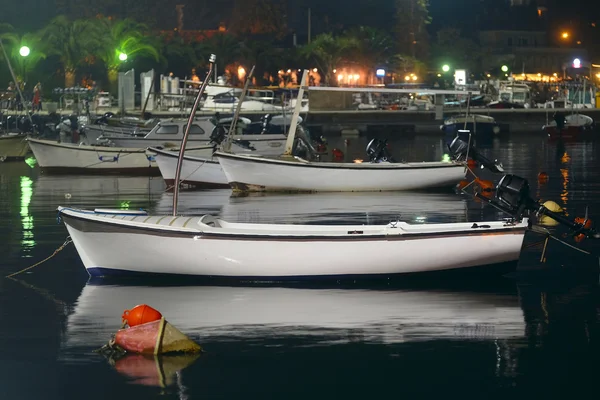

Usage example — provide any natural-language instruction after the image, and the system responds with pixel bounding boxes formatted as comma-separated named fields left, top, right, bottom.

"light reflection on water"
left=20, top=175, right=34, bottom=256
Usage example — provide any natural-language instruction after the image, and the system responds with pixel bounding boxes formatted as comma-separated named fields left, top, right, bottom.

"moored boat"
left=440, top=114, right=500, bottom=135
left=0, top=133, right=29, bottom=161
left=543, top=113, right=595, bottom=140
left=27, top=138, right=213, bottom=175
left=150, top=146, right=227, bottom=189
left=215, top=151, right=467, bottom=192
left=57, top=206, right=528, bottom=279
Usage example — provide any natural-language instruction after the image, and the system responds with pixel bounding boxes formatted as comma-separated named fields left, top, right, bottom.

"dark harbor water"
left=1, top=131, right=599, bottom=399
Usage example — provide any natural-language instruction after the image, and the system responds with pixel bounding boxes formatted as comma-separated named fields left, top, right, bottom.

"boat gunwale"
left=58, top=207, right=528, bottom=241
left=215, top=151, right=465, bottom=170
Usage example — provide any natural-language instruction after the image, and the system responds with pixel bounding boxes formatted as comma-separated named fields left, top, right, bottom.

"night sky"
left=1, top=0, right=599, bottom=35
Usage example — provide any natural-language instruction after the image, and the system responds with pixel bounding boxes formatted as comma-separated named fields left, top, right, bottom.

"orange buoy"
left=114, top=318, right=202, bottom=354
left=474, top=178, right=494, bottom=192
left=467, top=159, right=477, bottom=169
left=331, top=148, right=344, bottom=162
left=538, top=172, right=549, bottom=184
left=122, top=304, right=163, bottom=327
left=457, top=179, right=469, bottom=190
left=574, top=217, right=593, bottom=242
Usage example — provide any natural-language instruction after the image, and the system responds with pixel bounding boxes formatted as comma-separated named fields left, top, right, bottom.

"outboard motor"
left=260, top=114, right=273, bottom=134
left=93, top=111, right=115, bottom=125
left=209, top=125, right=227, bottom=145
left=447, top=133, right=504, bottom=173
left=366, top=138, right=395, bottom=163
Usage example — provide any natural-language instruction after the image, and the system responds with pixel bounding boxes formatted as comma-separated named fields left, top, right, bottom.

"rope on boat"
left=5, top=236, right=73, bottom=278
left=163, top=159, right=208, bottom=192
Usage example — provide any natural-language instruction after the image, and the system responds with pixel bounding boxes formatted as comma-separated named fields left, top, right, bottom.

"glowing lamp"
left=118, top=52, right=127, bottom=61
left=573, top=58, right=581, bottom=68
left=376, top=68, right=385, bottom=77
left=19, top=46, right=30, bottom=57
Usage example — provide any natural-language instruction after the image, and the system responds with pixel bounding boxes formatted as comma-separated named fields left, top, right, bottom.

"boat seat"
left=199, top=214, right=221, bottom=228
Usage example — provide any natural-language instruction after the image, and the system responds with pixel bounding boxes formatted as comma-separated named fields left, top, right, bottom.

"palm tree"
left=159, top=34, right=198, bottom=78
left=300, top=33, right=359, bottom=86
left=345, top=26, right=395, bottom=83
left=10, top=33, right=47, bottom=83
left=95, top=18, right=160, bottom=90
left=0, top=23, right=18, bottom=62
left=239, top=37, right=284, bottom=85
left=39, top=16, right=99, bottom=87
left=195, top=33, right=243, bottom=85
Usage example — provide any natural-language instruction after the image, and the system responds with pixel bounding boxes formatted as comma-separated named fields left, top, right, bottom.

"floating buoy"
left=542, top=200, right=562, bottom=213
left=467, top=159, right=477, bottom=169
left=538, top=172, right=549, bottom=184
left=574, top=217, right=592, bottom=242
left=493, top=125, right=501, bottom=134
left=122, top=304, right=163, bottom=327
left=331, top=148, right=344, bottom=162
left=115, top=317, right=202, bottom=355
left=473, top=178, right=494, bottom=192
left=457, top=179, right=469, bottom=190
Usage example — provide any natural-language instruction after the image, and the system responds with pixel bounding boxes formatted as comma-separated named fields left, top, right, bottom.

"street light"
left=19, top=46, right=30, bottom=57
left=118, top=52, right=127, bottom=61
left=562, top=32, right=569, bottom=39
left=501, top=65, right=508, bottom=72
left=442, top=64, right=450, bottom=72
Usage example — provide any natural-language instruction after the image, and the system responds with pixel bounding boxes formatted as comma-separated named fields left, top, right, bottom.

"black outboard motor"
left=366, top=138, right=396, bottom=163
left=209, top=125, right=227, bottom=145
left=260, top=114, right=273, bottom=134
left=448, top=133, right=504, bottom=173
left=476, top=173, right=600, bottom=240
left=93, top=112, right=115, bottom=125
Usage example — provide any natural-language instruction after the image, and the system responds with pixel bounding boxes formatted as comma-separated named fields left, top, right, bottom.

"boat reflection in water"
left=157, top=190, right=469, bottom=225
left=65, top=284, right=525, bottom=350
left=31, top=174, right=166, bottom=210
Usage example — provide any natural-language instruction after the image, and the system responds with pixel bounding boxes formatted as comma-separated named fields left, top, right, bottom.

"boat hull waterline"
left=150, top=147, right=227, bottom=189
left=215, top=152, right=467, bottom=192
left=58, top=207, right=528, bottom=279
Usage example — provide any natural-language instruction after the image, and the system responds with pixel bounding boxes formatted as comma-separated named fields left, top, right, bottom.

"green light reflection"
left=20, top=176, right=35, bottom=256
left=24, top=156, right=37, bottom=168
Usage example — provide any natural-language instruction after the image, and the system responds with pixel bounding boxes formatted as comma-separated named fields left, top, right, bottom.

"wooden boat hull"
left=215, top=152, right=467, bottom=192
left=58, top=207, right=528, bottom=279
left=151, top=147, right=229, bottom=189
left=115, top=318, right=201, bottom=354
left=0, top=134, right=30, bottom=160
left=26, top=138, right=212, bottom=175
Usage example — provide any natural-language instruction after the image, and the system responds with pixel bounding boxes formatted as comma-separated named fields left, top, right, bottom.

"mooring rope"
left=163, top=159, right=208, bottom=193
left=5, top=236, right=73, bottom=278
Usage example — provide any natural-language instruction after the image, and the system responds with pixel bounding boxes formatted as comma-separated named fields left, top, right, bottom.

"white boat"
left=440, top=114, right=501, bottom=135
left=27, top=138, right=213, bottom=175
left=0, top=133, right=29, bottom=160
left=64, top=284, right=526, bottom=349
left=543, top=113, right=595, bottom=139
left=215, top=151, right=467, bottom=192
left=102, top=119, right=287, bottom=156
left=150, top=146, right=228, bottom=188
left=202, top=86, right=288, bottom=112
left=57, top=206, right=528, bottom=278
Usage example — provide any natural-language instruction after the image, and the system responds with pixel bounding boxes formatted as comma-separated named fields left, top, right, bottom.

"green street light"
left=118, top=52, right=127, bottom=61
left=442, top=64, right=450, bottom=72
left=501, top=65, right=508, bottom=72
left=19, top=46, right=30, bottom=57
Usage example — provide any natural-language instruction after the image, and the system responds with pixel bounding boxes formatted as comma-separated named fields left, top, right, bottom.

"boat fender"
left=122, top=304, right=163, bottom=327
left=492, top=125, right=500, bottom=134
